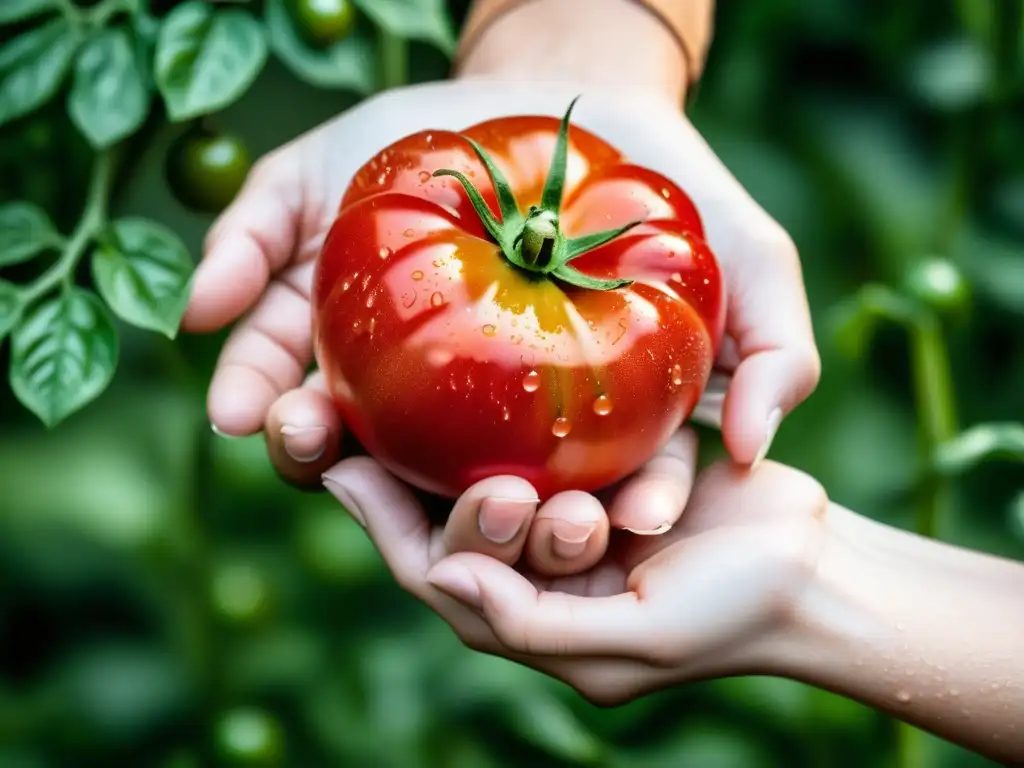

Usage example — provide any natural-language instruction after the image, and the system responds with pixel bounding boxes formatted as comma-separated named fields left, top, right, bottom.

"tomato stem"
left=432, top=97, right=642, bottom=292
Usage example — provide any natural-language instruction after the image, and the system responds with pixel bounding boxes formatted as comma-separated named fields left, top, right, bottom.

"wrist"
left=455, top=0, right=689, bottom=104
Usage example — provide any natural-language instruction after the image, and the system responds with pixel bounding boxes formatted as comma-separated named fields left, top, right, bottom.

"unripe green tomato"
left=291, top=0, right=357, bottom=48
left=165, top=127, right=251, bottom=214
left=214, top=707, right=285, bottom=767
left=902, top=257, right=971, bottom=318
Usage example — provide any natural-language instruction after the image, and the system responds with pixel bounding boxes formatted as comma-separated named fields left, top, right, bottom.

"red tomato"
left=313, top=100, right=725, bottom=501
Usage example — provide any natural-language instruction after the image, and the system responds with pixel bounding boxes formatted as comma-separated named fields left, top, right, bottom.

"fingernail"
left=752, top=407, right=783, bottom=469
left=321, top=475, right=366, bottom=527
left=550, top=520, right=595, bottom=558
left=211, top=423, right=240, bottom=438
left=621, top=522, right=673, bottom=536
left=478, top=497, right=536, bottom=544
left=281, top=424, right=327, bottom=463
left=427, top=561, right=482, bottom=610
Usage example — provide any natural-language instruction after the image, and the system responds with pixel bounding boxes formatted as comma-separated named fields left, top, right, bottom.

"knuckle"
left=767, top=226, right=800, bottom=266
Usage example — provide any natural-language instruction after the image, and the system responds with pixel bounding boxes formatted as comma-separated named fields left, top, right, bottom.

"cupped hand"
left=321, top=457, right=829, bottom=704
left=182, top=78, right=819, bottom=560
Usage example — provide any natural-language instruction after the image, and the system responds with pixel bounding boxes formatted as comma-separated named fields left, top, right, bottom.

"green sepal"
left=551, top=264, right=632, bottom=291
left=564, top=220, right=644, bottom=262
left=462, top=136, right=522, bottom=229
left=432, top=169, right=504, bottom=243
left=539, top=96, right=580, bottom=212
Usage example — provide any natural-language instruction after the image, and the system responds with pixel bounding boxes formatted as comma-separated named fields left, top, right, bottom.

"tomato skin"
left=314, top=116, right=724, bottom=500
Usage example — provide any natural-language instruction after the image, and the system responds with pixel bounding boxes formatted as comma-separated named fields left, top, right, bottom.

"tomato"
left=289, top=0, right=357, bottom=48
left=165, top=126, right=251, bottom=214
left=313, top=100, right=725, bottom=501
left=902, top=257, right=971, bottom=319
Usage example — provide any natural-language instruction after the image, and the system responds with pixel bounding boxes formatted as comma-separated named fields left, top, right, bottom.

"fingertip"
left=526, top=491, right=609, bottom=577
left=181, top=234, right=271, bottom=333
left=265, top=384, right=342, bottom=488
left=444, top=476, right=540, bottom=564
left=207, top=364, right=279, bottom=436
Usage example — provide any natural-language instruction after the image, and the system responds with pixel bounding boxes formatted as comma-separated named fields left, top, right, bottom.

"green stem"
left=20, top=151, right=114, bottom=306
left=379, top=30, right=408, bottom=90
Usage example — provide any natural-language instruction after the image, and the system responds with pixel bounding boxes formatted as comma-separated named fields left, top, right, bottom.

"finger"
left=181, top=152, right=304, bottom=334
left=720, top=233, right=821, bottom=466
left=604, top=427, right=699, bottom=535
left=524, top=491, right=609, bottom=578
left=263, top=371, right=342, bottom=488
left=207, top=261, right=316, bottom=435
left=426, top=552, right=653, bottom=658
left=443, top=477, right=540, bottom=565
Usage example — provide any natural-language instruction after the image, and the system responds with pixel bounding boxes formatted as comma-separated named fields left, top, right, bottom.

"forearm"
left=780, top=503, right=1024, bottom=764
left=455, top=0, right=716, bottom=104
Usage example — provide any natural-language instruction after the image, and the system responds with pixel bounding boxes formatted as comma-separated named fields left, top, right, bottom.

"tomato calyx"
left=433, top=97, right=643, bottom=291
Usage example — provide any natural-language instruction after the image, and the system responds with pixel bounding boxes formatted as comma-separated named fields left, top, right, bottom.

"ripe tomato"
left=313, top=100, right=725, bottom=500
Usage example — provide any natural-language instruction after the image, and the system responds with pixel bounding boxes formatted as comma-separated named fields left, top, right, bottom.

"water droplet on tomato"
left=341, top=278, right=352, bottom=291
left=403, top=228, right=415, bottom=237
left=670, top=363, right=684, bottom=386
left=429, top=292, right=444, bottom=307
left=522, top=370, right=541, bottom=392
left=593, top=394, right=613, bottom=416
left=670, top=272, right=682, bottom=282
left=425, top=133, right=434, bottom=144
left=378, top=246, right=391, bottom=260
left=418, top=170, right=431, bottom=182
left=482, top=324, right=497, bottom=337
left=661, top=188, right=671, bottom=199
left=411, top=270, right=424, bottom=281
left=376, top=173, right=386, bottom=185
left=703, top=278, right=710, bottom=285
left=551, top=417, right=572, bottom=438
left=365, top=293, right=375, bottom=308
left=502, top=406, right=510, bottom=421
left=352, top=319, right=362, bottom=334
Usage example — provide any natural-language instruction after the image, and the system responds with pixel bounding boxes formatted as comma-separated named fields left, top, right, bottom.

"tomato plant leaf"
left=9, top=288, right=119, bottom=428
left=264, top=0, right=375, bottom=93
left=0, top=280, right=22, bottom=343
left=0, top=18, right=80, bottom=127
left=935, top=422, right=1024, bottom=474
left=0, top=200, right=62, bottom=266
left=155, top=1, right=268, bottom=122
left=350, top=0, right=456, bottom=55
left=68, top=28, right=150, bottom=148
left=0, top=0, right=57, bottom=24
left=92, top=218, right=195, bottom=339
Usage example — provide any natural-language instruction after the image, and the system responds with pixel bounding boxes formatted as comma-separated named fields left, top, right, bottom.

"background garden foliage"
left=1, top=0, right=1023, bottom=765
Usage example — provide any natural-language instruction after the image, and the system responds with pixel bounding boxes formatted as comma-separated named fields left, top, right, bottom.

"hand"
left=321, top=457, right=829, bottom=704
left=182, top=78, right=818, bottom=547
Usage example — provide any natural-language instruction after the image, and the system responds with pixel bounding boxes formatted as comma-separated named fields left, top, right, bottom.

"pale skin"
left=183, top=0, right=1024, bottom=763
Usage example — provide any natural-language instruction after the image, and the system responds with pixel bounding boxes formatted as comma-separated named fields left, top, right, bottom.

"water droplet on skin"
left=661, top=188, right=671, bottom=199
left=482, top=324, right=497, bottom=337
left=670, top=272, right=682, bottom=283
left=502, top=406, right=510, bottom=421
left=352, top=320, right=362, bottom=334
left=376, top=173, right=386, bottom=185
left=341, top=278, right=353, bottom=291
left=411, top=270, right=424, bottom=281
left=593, top=394, right=613, bottom=415
left=429, top=292, right=444, bottom=307
left=670, top=364, right=684, bottom=386
left=403, top=228, right=415, bottom=237
left=365, top=294, right=375, bottom=308
left=522, top=370, right=541, bottom=392
left=551, top=417, right=572, bottom=438
left=418, top=170, right=431, bottom=182
left=896, top=690, right=911, bottom=703
left=424, top=133, right=433, bottom=144
left=378, top=246, right=391, bottom=260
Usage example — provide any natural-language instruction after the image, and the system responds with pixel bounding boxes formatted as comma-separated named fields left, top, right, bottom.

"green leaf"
left=0, top=201, right=61, bottom=265
left=68, top=28, right=149, bottom=148
left=92, top=218, right=194, bottom=338
left=539, top=96, right=579, bottom=211
left=155, top=1, right=268, bottom=122
left=264, top=0, right=375, bottom=93
left=502, top=694, right=604, bottom=764
left=908, top=38, right=991, bottom=112
left=9, top=288, right=119, bottom=428
left=0, top=0, right=56, bottom=24
left=0, top=18, right=80, bottom=127
left=935, top=422, right=1024, bottom=474
left=0, top=280, right=22, bottom=342
left=351, top=0, right=456, bottom=55
left=564, top=220, right=644, bottom=261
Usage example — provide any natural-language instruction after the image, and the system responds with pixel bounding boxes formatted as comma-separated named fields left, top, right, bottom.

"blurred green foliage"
left=1, top=0, right=1023, bottom=766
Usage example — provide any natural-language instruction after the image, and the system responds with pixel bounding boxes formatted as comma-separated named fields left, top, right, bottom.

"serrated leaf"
left=0, top=0, right=56, bottom=24
left=68, top=28, right=149, bottom=148
left=9, top=288, right=119, bottom=428
left=0, top=201, right=61, bottom=265
left=935, top=422, right=1024, bottom=474
left=155, top=1, right=267, bottom=122
left=0, top=280, right=22, bottom=342
left=351, top=0, right=456, bottom=55
left=0, top=18, right=80, bottom=126
left=264, top=0, right=375, bottom=92
left=92, top=218, right=194, bottom=338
